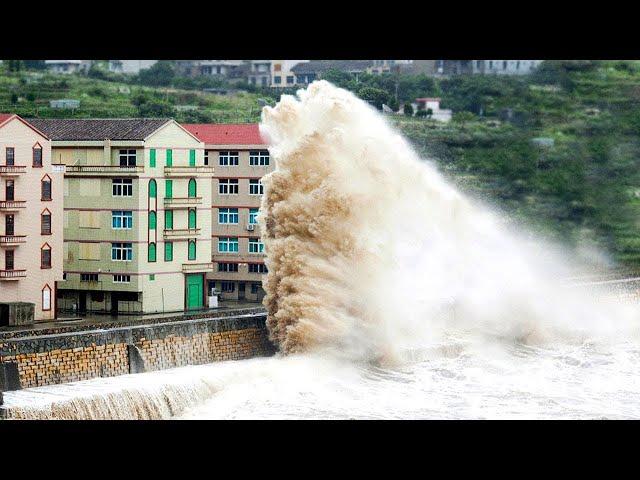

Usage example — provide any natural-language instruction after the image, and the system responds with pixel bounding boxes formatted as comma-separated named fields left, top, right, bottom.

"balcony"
left=0, top=269, right=26, bottom=280
left=182, top=262, right=214, bottom=273
left=163, top=228, right=201, bottom=240
left=164, top=166, right=215, bottom=177
left=164, top=197, right=202, bottom=207
left=65, top=165, right=145, bottom=176
left=0, top=235, right=26, bottom=247
left=0, top=200, right=26, bottom=211
left=0, top=165, right=26, bottom=176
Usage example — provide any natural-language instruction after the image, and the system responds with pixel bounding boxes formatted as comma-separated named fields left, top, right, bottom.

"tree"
left=403, top=103, right=414, bottom=117
left=452, top=111, right=476, bottom=127
left=137, top=61, right=176, bottom=87
left=357, top=86, right=389, bottom=110
left=425, top=108, right=433, bottom=119
left=23, top=60, right=46, bottom=70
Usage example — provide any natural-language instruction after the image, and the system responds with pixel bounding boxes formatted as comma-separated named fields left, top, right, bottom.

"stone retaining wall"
left=0, top=312, right=274, bottom=393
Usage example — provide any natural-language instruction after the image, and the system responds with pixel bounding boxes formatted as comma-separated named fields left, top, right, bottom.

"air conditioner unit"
left=246, top=224, right=255, bottom=231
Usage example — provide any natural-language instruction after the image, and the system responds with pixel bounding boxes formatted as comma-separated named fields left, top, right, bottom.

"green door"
left=189, top=149, right=196, bottom=167
left=186, top=274, right=203, bottom=310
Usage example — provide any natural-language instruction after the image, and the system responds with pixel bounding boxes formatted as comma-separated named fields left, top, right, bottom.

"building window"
left=249, top=179, right=264, bottom=195
left=165, top=179, right=173, bottom=198
left=189, top=149, right=196, bottom=167
left=6, top=180, right=14, bottom=201
left=248, top=263, right=268, bottom=274
left=80, top=273, right=99, bottom=282
left=219, top=208, right=239, bottom=224
left=251, top=283, right=260, bottom=294
left=119, top=149, right=137, bottom=167
left=41, top=176, right=52, bottom=201
left=166, top=149, right=173, bottom=167
left=286, top=76, right=294, bottom=85
left=204, top=150, right=209, bottom=166
left=249, top=150, right=270, bottom=166
left=274, top=76, right=282, bottom=84
left=33, top=144, right=42, bottom=167
left=4, top=250, right=14, bottom=270
left=219, top=178, right=239, bottom=195
left=218, top=237, right=239, bottom=253
left=219, top=151, right=239, bottom=166
left=188, top=209, right=197, bottom=229
left=149, top=274, right=155, bottom=281
left=112, top=179, right=133, bottom=197
left=188, top=178, right=197, bottom=198
left=149, top=211, right=157, bottom=230
left=111, top=242, right=133, bottom=261
left=164, top=210, right=173, bottom=229
left=112, top=210, right=133, bottom=229
left=248, top=237, right=264, bottom=254
left=41, top=211, right=52, bottom=235
left=218, top=262, right=239, bottom=272
left=148, top=242, right=156, bottom=262
left=6, top=147, right=15, bottom=165
left=188, top=240, right=196, bottom=260
left=149, top=179, right=157, bottom=198
left=221, top=281, right=235, bottom=293
left=150, top=148, right=156, bottom=168
left=164, top=241, right=173, bottom=261
left=113, top=274, right=131, bottom=283
left=503, top=60, right=508, bottom=70
left=41, top=245, right=52, bottom=269
left=249, top=208, right=259, bottom=225
left=42, top=285, right=52, bottom=311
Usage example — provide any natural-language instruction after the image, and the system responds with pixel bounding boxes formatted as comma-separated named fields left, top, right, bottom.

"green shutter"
left=188, top=178, right=197, bottom=198
left=189, top=209, right=197, bottom=229
left=189, top=149, right=196, bottom=167
left=150, top=149, right=156, bottom=168
left=166, top=149, right=173, bottom=166
left=148, top=243, right=156, bottom=262
left=149, top=211, right=157, bottom=230
left=165, top=210, right=173, bottom=229
left=165, top=179, right=172, bottom=198
left=164, top=242, right=173, bottom=261
left=188, top=240, right=196, bottom=260
left=149, top=180, right=156, bottom=198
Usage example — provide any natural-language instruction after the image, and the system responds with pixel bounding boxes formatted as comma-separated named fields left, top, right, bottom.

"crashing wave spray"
left=259, top=81, right=639, bottom=361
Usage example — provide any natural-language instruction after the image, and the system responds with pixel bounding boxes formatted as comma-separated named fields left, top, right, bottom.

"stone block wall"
left=0, top=311, right=273, bottom=391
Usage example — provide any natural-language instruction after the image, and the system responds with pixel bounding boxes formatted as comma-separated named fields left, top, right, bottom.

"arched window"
left=188, top=209, right=197, bottom=229
left=188, top=178, right=197, bottom=198
left=41, top=209, right=51, bottom=235
left=149, top=179, right=157, bottom=198
left=188, top=240, right=196, bottom=260
left=42, top=284, right=52, bottom=311
left=149, top=211, right=157, bottom=230
left=41, top=243, right=51, bottom=269
left=33, top=142, right=43, bottom=167
left=41, top=175, right=52, bottom=201
left=148, top=242, right=156, bottom=262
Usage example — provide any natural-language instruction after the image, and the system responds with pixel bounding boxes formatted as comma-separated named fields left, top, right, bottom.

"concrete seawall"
left=0, top=309, right=274, bottom=398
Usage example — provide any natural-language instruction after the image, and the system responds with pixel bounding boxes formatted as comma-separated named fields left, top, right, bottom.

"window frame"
left=112, top=179, right=133, bottom=197
left=41, top=243, right=52, bottom=269
left=249, top=179, right=264, bottom=195
left=112, top=210, right=133, bottom=230
left=118, top=149, right=137, bottom=167
left=111, top=242, right=133, bottom=262
left=41, top=175, right=52, bottom=201
left=41, top=209, right=52, bottom=235
left=218, top=236, right=239, bottom=253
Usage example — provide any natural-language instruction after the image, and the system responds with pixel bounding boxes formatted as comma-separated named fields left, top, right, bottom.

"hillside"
left=2, top=61, right=640, bottom=269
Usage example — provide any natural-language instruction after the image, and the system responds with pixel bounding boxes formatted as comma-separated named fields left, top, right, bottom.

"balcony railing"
left=0, top=165, right=26, bottom=175
left=65, top=165, right=144, bottom=175
left=163, top=228, right=201, bottom=239
left=182, top=262, right=214, bottom=273
left=0, top=200, right=26, bottom=211
left=0, top=235, right=27, bottom=246
left=164, top=166, right=215, bottom=177
left=164, top=197, right=202, bottom=207
left=0, top=269, right=26, bottom=280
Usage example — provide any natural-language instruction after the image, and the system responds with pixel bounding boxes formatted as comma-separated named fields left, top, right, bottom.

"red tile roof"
left=0, top=113, right=16, bottom=126
left=183, top=123, right=266, bottom=146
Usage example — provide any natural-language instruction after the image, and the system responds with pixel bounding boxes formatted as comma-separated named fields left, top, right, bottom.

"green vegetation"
left=0, top=64, right=264, bottom=123
left=2, top=60, right=640, bottom=268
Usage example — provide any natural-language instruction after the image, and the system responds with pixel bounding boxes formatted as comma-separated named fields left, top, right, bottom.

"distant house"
left=49, top=99, right=80, bottom=109
left=248, top=60, right=272, bottom=87
left=271, top=60, right=308, bottom=88
left=108, top=60, right=157, bottom=74
left=291, top=60, right=375, bottom=85
left=45, top=60, right=89, bottom=74
left=413, top=98, right=452, bottom=122
left=441, top=60, right=541, bottom=76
